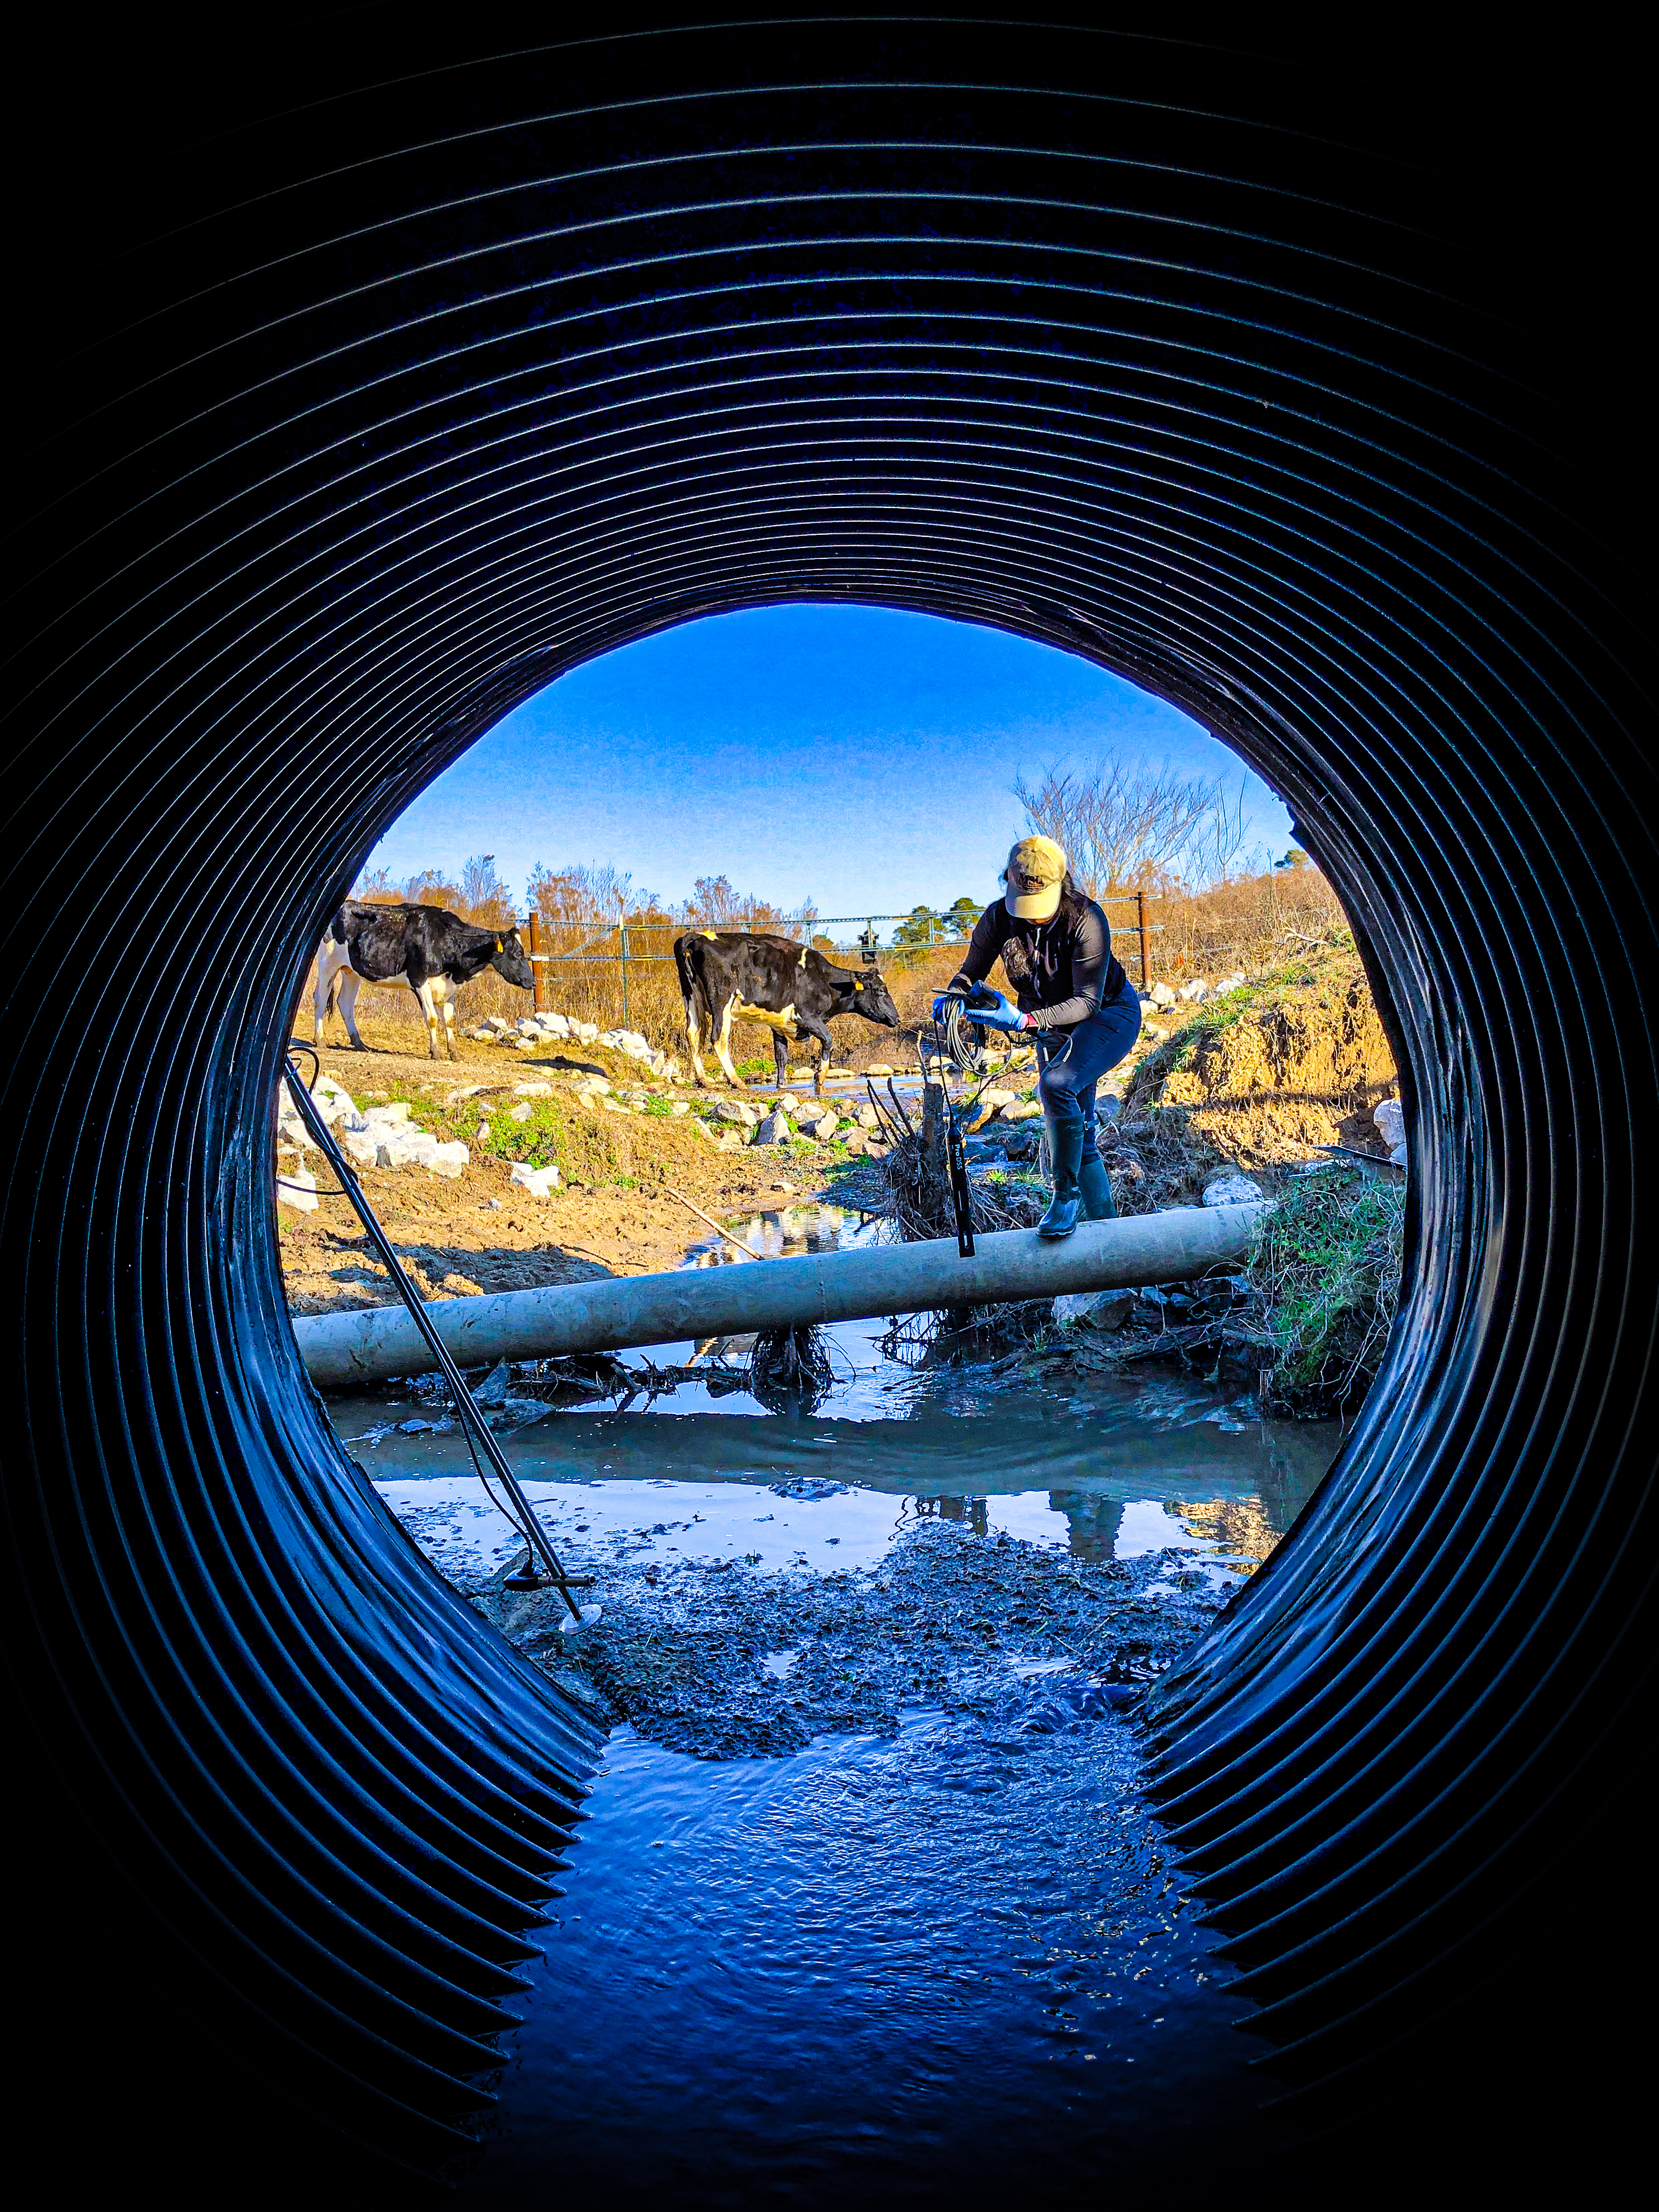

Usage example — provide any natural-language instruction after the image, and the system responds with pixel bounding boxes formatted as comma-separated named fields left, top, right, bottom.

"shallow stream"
left=326, top=1204, right=1340, bottom=2201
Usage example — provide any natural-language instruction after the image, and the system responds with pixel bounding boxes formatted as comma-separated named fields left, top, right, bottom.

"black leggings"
left=1034, top=980, right=1143, bottom=1137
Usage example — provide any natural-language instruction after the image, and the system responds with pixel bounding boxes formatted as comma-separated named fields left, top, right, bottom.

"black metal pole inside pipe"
left=281, top=1057, right=584, bottom=1617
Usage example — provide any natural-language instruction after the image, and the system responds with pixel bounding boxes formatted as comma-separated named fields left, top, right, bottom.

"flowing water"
left=327, top=1205, right=1340, bottom=2203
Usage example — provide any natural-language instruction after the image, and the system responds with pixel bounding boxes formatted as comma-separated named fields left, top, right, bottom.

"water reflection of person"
left=917, top=1494, right=989, bottom=1536
left=1048, top=1492, right=1124, bottom=1562
left=934, top=836, right=1142, bottom=1240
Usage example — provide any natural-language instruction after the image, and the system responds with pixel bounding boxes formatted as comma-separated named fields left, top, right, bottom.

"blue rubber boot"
left=1037, top=1116, right=1085, bottom=1239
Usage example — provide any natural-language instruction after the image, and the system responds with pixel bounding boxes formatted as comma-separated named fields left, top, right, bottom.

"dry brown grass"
left=299, top=859, right=1345, bottom=1060
left=1149, top=865, right=1345, bottom=979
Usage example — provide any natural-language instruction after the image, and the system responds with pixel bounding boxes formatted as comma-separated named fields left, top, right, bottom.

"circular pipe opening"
left=8, top=15, right=1649, bottom=2190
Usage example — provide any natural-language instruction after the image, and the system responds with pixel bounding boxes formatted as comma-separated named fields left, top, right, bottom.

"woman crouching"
left=934, top=836, right=1142, bottom=1239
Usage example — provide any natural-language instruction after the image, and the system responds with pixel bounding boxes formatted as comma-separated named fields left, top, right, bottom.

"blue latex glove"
left=931, top=991, right=966, bottom=1024
left=966, top=990, right=1028, bottom=1032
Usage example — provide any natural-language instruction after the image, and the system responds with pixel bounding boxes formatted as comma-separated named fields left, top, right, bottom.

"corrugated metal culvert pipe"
left=4, top=9, right=1649, bottom=2197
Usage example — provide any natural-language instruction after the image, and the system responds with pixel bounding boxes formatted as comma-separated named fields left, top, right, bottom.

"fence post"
left=618, top=921, right=630, bottom=1032
left=1137, top=889, right=1151, bottom=990
left=527, top=910, right=546, bottom=1012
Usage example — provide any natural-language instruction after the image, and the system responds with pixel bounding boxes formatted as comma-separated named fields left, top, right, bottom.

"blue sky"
left=366, top=605, right=1292, bottom=920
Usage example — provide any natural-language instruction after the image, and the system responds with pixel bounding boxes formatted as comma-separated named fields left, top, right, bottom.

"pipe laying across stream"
left=292, top=1205, right=1264, bottom=1388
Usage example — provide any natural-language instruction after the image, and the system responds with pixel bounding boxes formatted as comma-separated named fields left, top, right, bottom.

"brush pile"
left=873, top=1081, right=1047, bottom=1241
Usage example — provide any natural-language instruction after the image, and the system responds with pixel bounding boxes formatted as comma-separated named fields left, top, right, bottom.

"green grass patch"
left=1248, top=1165, right=1404, bottom=1413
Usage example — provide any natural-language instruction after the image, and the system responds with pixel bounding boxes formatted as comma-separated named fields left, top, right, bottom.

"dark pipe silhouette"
left=4, top=9, right=1647, bottom=2197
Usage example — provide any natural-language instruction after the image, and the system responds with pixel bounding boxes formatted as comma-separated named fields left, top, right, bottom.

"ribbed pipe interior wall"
left=4, top=11, right=1649, bottom=2192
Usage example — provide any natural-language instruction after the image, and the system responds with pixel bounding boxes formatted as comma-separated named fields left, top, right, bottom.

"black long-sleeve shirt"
left=949, top=896, right=1126, bottom=1030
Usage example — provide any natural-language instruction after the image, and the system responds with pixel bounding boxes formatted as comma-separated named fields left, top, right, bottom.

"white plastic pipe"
left=294, top=1206, right=1264, bottom=1389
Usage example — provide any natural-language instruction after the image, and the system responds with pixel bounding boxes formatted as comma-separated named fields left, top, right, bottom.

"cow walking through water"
left=314, top=901, right=534, bottom=1060
left=674, top=931, right=900, bottom=1096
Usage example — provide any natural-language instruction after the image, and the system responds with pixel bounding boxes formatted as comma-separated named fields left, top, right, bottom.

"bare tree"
left=681, top=873, right=800, bottom=934
left=400, top=866, right=463, bottom=909
left=1012, top=753, right=1251, bottom=892
left=460, top=851, right=514, bottom=922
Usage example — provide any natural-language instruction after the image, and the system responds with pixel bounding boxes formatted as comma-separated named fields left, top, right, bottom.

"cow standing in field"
left=674, top=932, right=900, bottom=1096
left=314, top=901, right=534, bottom=1060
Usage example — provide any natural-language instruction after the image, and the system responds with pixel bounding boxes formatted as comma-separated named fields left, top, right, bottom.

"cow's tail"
left=672, top=935, right=712, bottom=1077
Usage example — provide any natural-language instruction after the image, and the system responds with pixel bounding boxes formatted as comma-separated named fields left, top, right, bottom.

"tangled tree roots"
left=746, top=1325, right=836, bottom=1413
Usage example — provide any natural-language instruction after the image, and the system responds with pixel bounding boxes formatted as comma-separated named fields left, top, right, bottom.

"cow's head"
left=850, top=968, right=900, bottom=1026
left=489, top=927, right=534, bottom=991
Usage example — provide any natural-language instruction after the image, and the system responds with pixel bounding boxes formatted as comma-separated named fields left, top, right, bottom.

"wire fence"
left=518, top=889, right=1303, bottom=1026
left=308, top=872, right=1343, bottom=1056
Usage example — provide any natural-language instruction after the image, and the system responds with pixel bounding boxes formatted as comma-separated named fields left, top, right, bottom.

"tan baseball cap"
left=1004, top=835, right=1067, bottom=919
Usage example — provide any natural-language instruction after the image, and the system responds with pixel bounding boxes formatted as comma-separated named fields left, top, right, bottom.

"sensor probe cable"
left=282, top=1053, right=587, bottom=1617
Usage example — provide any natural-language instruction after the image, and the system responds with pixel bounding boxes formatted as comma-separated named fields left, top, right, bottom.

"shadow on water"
left=328, top=1201, right=1338, bottom=2203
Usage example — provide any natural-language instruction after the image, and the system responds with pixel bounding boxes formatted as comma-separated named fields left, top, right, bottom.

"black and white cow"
left=674, top=931, right=900, bottom=1096
left=314, top=900, right=534, bottom=1060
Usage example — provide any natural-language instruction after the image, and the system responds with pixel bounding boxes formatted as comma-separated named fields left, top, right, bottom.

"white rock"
left=515, top=1017, right=542, bottom=1035
left=866, top=1063, right=894, bottom=1077
left=1203, top=1172, right=1265, bottom=1207
left=308, top=1075, right=358, bottom=1122
left=776, top=1093, right=802, bottom=1116
left=582, top=1076, right=612, bottom=1097
left=669, top=1099, right=690, bottom=1116
left=1178, top=979, right=1209, bottom=1002
left=577, top=1023, right=599, bottom=1043
left=509, top=1160, right=560, bottom=1198
left=1373, top=1098, right=1406, bottom=1150
left=472, top=1362, right=511, bottom=1407
left=340, top=1131, right=377, bottom=1170
left=515, top=1037, right=540, bottom=1051
left=507, top=1102, right=535, bottom=1124
left=276, top=1109, right=316, bottom=1151
left=1390, top=1143, right=1409, bottom=1168
left=855, top=1103, right=880, bottom=1130
left=1000, top=1099, right=1043, bottom=1122
left=843, top=1128, right=868, bottom=1155
left=428, top=1141, right=469, bottom=1180
left=364, top=1102, right=411, bottom=1125
left=980, top=1087, right=1017, bottom=1110
left=1053, top=1288, right=1133, bottom=1329
left=486, top=1015, right=513, bottom=1032
left=752, top=1110, right=791, bottom=1144
left=276, top=1163, right=318, bottom=1212
left=601, top=1096, right=631, bottom=1114
left=1148, top=981, right=1177, bottom=1008
left=512, top=1081, right=552, bottom=1097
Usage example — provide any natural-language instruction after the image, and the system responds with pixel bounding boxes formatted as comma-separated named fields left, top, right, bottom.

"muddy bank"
left=472, top=1516, right=1238, bottom=1760
left=279, top=1026, right=860, bottom=1310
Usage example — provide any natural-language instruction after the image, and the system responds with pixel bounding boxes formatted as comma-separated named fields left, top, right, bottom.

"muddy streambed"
left=324, top=1207, right=1339, bottom=2200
